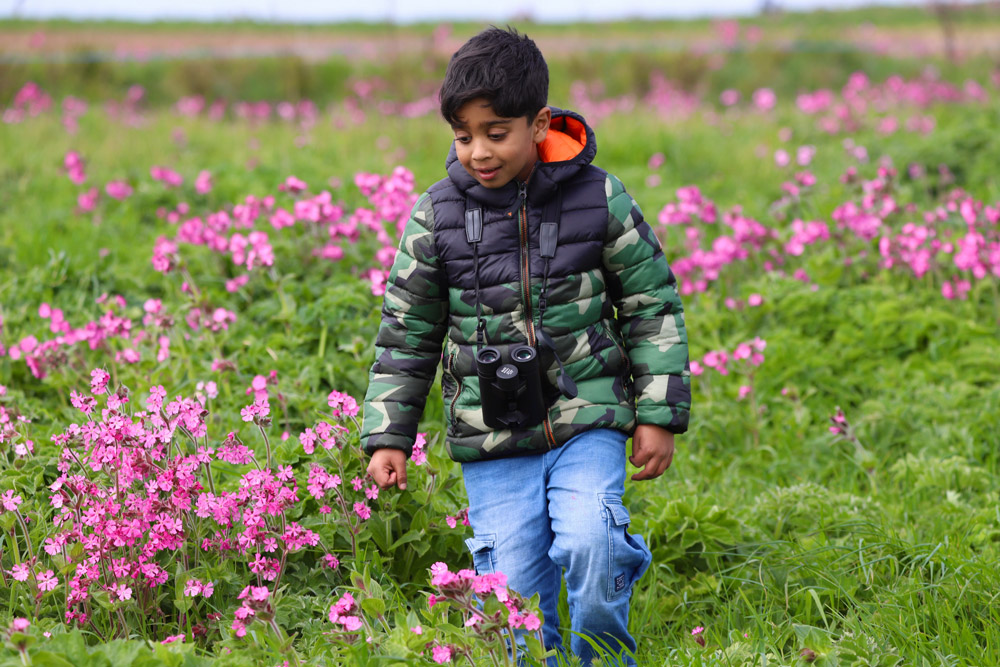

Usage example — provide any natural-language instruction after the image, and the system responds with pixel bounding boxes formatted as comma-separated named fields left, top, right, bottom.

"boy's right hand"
left=367, top=448, right=408, bottom=491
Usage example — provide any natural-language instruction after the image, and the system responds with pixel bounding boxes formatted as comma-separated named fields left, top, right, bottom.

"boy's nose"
left=471, top=139, right=492, bottom=161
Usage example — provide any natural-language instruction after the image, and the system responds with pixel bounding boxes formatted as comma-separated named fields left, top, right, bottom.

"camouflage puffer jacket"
left=361, top=107, right=690, bottom=463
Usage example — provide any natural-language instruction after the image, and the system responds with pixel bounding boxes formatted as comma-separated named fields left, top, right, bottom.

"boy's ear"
left=532, top=106, right=552, bottom=144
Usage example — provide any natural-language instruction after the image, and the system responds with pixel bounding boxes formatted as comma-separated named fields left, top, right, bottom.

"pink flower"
left=70, top=390, right=96, bottom=414
left=195, top=170, right=213, bottom=194
left=737, top=385, right=752, bottom=400
left=112, top=584, right=132, bottom=601
left=104, top=180, right=133, bottom=200
left=747, top=293, right=763, bottom=306
left=411, top=625, right=423, bottom=635
left=523, top=613, right=542, bottom=631
left=10, top=564, right=29, bottom=581
left=10, top=618, right=29, bottom=632
left=279, top=176, right=307, bottom=193
left=36, top=570, right=58, bottom=592
left=341, top=616, right=363, bottom=631
left=752, top=87, right=776, bottom=111
left=2, top=490, right=23, bottom=511
left=90, top=368, right=110, bottom=395
left=720, top=89, right=740, bottom=106
left=330, top=592, right=355, bottom=622
left=150, top=165, right=183, bottom=188
left=184, top=579, right=203, bottom=597
left=77, top=187, right=99, bottom=212
left=353, top=502, right=371, bottom=521
left=432, top=645, right=454, bottom=664
left=161, top=634, right=185, bottom=644
left=327, top=390, right=359, bottom=419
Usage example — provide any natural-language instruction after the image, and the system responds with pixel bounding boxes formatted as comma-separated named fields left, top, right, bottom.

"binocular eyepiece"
left=476, top=345, right=546, bottom=429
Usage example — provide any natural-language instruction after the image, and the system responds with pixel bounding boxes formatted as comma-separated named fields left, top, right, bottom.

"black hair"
left=439, top=26, right=549, bottom=127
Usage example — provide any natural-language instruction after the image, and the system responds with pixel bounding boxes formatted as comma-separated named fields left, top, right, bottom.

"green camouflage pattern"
left=362, top=174, right=690, bottom=462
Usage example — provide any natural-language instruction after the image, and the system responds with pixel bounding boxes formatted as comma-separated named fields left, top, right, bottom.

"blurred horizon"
left=4, top=0, right=992, bottom=23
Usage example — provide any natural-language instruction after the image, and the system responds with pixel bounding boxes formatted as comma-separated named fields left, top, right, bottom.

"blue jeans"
left=461, top=429, right=652, bottom=666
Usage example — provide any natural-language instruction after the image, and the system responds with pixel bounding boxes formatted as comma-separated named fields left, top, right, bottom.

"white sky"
left=7, top=0, right=966, bottom=22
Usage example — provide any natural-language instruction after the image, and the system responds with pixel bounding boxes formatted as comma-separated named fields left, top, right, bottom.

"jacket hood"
left=444, top=106, right=597, bottom=211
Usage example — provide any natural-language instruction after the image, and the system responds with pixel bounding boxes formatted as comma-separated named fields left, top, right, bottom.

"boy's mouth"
left=475, top=167, right=500, bottom=181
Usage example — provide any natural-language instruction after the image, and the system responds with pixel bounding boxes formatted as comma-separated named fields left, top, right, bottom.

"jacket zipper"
left=517, top=180, right=557, bottom=448
left=603, top=322, right=633, bottom=399
left=602, top=321, right=631, bottom=379
left=446, top=352, right=462, bottom=426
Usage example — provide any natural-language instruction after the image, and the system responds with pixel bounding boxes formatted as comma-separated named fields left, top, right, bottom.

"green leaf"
left=361, top=597, right=386, bottom=617
left=26, top=652, right=76, bottom=667
left=91, top=589, right=113, bottom=609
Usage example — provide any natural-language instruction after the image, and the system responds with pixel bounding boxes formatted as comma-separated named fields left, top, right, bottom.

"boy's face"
left=451, top=98, right=551, bottom=189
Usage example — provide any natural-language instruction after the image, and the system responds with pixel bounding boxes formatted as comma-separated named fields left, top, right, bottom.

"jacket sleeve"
left=603, top=173, right=690, bottom=433
left=361, top=192, right=448, bottom=456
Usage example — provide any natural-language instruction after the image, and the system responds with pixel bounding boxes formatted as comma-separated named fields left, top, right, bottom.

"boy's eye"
left=489, top=134, right=506, bottom=141
left=455, top=136, right=471, bottom=144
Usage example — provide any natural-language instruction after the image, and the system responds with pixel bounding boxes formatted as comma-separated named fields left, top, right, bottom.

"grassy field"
left=1, top=10, right=1000, bottom=666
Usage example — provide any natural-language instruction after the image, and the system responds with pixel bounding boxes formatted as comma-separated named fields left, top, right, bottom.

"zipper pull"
left=511, top=181, right=527, bottom=214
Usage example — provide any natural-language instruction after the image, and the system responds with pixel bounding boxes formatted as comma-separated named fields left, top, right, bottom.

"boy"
left=362, top=26, right=690, bottom=666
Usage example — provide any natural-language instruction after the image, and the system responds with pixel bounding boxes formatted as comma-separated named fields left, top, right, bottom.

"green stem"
left=203, top=461, right=217, bottom=495
left=259, top=424, right=272, bottom=470
left=13, top=511, right=34, bottom=563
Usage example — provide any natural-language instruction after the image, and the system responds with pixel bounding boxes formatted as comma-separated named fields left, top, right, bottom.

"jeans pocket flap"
left=465, top=534, right=497, bottom=575
left=464, top=535, right=495, bottom=554
left=602, top=497, right=631, bottom=527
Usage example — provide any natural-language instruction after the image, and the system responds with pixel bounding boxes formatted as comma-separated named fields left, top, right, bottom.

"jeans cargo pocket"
left=464, top=534, right=497, bottom=576
left=601, top=496, right=652, bottom=602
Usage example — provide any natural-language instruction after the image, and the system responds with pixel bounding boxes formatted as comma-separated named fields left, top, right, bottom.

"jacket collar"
left=445, top=106, right=597, bottom=213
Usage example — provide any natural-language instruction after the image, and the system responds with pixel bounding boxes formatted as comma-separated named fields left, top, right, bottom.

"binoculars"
left=476, top=345, right=546, bottom=429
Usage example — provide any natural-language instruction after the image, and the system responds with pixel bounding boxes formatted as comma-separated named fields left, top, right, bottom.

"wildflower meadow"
left=1, top=9, right=1000, bottom=666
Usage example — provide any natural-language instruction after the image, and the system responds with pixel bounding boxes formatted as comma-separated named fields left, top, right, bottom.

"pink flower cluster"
left=327, top=591, right=363, bottom=631
left=834, top=166, right=1000, bottom=297
left=691, top=337, right=766, bottom=378
left=658, top=185, right=718, bottom=226
left=64, top=151, right=87, bottom=184
left=232, top=585, right=273, bottom=637
left=795, top=71, right=986, bottom=135
left=1, top=295, right=163, bottom=379
left=445, top=508, right=469, bottom=529
left=410, top=432, right=428, bottom=465
left=0, top=402, right=34, bottom=456
left=664, top=192, right=777, bottom=296
left=653, top=158, right=999, bottom=301
left=2, top=82, right=52, bottom=123
left=18, top=371, right=373, bottom=636
left=184, top=578, right=215, bottom=597
left=300, top=420, right=350, bottom=455
left=421, top=561, right=542, bottom=667
left=327, top=390, right=359, bottom=419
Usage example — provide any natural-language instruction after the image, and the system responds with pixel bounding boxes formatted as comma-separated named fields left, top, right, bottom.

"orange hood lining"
left=537, top=116, right=587, bottom=163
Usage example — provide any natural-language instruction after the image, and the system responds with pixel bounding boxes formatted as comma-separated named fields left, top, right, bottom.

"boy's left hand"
left=629, top=424, right=675, bottom=481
